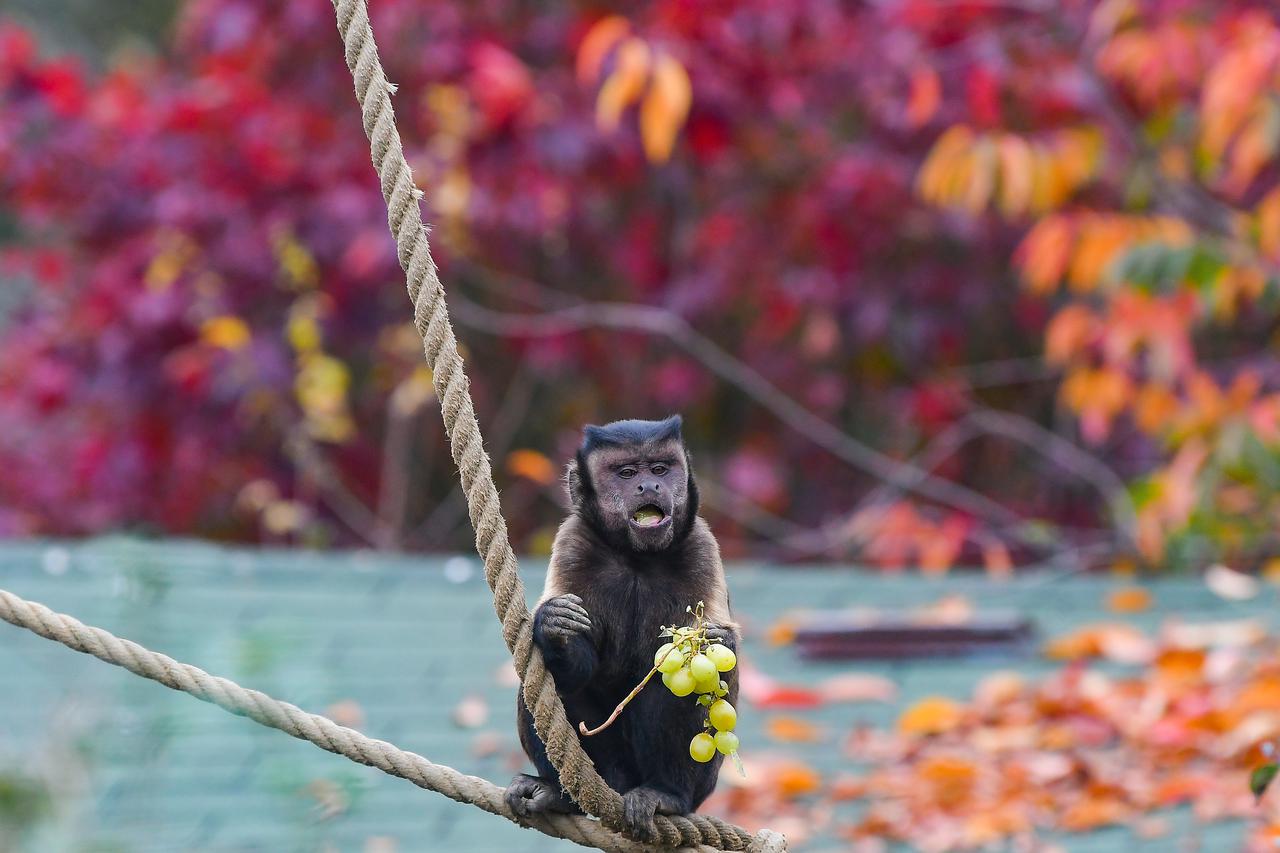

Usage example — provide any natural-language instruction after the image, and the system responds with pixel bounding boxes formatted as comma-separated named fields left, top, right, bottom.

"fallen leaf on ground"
left=898, top=696, right=965, bottom=735
left=766, top=716, right=825, bottom=743
left=1106, top=586, right=1152, bottom=613
left=1205, top=564, right=1260, bottom=601
left=452, top=694, right=489, bottom=728
left=817, top=673, right=897, bottom=704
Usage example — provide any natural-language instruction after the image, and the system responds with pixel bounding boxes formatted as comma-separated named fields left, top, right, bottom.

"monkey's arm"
left=532, top=593, right=598, bottom=693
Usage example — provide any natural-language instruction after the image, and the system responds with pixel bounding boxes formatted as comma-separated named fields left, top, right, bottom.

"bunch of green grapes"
left=653, top=603, right=741, bottom=767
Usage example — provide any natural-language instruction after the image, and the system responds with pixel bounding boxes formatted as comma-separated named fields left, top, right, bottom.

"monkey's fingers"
left=549, top=595, right=591, bottom=620
left=545, top=613, right=593, bottom=636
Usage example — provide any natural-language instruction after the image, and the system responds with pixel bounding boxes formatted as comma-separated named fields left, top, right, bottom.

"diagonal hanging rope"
left=0, top=588, right=779, bottom=853
left=327, top=0, right=780, bottom=850
left=0, top=3, right=788, bottom=851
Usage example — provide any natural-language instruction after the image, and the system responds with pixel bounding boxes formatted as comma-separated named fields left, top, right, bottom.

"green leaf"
left=1250, top=762, right=1278, bottom=802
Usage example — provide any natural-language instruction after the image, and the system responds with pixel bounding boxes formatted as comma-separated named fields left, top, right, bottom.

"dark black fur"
left=504, top=417, right=739, bottom=841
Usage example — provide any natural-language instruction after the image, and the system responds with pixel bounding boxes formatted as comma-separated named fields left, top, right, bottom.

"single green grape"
left=706, top=644, right=737, bottom=673
left=715, top=680, right=729, bottom=698
left=708, top=699, right=737, bottom=731
left=697, top=694, right=714, bottom=707
left=689, top=732, right=716, bottom=763
left=665, top=667, right=696, bottom=697
left=655, top=642, right=686, bottom=674
left=714, top=730, right=739, bottom=755
left=688, top=653, right=716, bottom=683
left=694, top=671, right=721, bottom=695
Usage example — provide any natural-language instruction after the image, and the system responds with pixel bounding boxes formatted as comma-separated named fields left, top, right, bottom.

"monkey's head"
left=567, top=415, right=699, bottom=553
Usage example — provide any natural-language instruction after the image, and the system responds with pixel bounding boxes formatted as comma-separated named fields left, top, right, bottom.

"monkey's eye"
left=651, top=464, right=669, bottom=476
left=618, top=467, right=638, bottom=479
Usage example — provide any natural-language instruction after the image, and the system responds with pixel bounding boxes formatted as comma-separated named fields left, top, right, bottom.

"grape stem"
left=578, top=604, right=706, bottom=737
left=578, top=661, right=664, bottom=736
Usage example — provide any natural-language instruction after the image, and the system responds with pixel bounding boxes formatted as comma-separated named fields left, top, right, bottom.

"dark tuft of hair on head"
left=580, top=415, right=682, bottom=454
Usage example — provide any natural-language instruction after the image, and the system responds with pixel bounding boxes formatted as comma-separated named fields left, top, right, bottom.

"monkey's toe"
left=621, top=789, right=659, bottom=842
left=505, top=774, right=578, bottom=819
left=505, top=774, right=548, bottom=817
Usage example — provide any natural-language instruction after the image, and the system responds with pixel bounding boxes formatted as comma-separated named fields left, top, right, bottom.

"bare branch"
left=448, top=295, right=1035, bottom=533
left=284, top=429, right=387, bottom=548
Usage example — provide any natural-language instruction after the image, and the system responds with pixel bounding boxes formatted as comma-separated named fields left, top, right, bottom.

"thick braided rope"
left=0, top=588, right=795, bottom=853
left=328, top=1, right=777, bottom=851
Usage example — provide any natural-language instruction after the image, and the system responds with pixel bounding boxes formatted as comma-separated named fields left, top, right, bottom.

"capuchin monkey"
left=504, top=415, right=739, bottom=841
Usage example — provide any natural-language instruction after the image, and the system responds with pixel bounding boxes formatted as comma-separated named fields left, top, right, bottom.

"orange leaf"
left=828, top=773, right=869, bottom=801
left=576, top=15, right=630, bottom=85
left=898, top=696, right=965, bottom=736
left=766, top=716, right=825, bottom=743
left=905, top=65, right=941, bottom=128
left=980, top=539, right=1013, bottom=578
left=639, top=54, right=692, bottom=163
left=918, top=755, right=978, bottom=809
left=1133, top=382, right=1179, bottom=436
left=773, top=762, right=822, bottom=798
left=1044, top=304, right=1097, bottom=364
left=1106, top=586, right=1152, bottom=613
left=595, top=37, right=650, bottom=131
left=506, top=449, right=558, bottom=485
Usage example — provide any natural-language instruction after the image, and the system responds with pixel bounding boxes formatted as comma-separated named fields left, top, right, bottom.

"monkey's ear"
left=581, top=423, right=605, bottom=453
left=565, top=456, right=584, bottom=505
left=657, top=414, right=683, bottom=443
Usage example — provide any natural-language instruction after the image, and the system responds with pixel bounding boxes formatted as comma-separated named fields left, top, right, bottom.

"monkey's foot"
left=621, top=786, right=686, bottom=843
left=504, top=774, right=578, bottom=818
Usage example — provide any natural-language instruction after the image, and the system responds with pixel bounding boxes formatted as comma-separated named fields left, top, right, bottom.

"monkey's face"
left=584, top=440, right=689, bottom=552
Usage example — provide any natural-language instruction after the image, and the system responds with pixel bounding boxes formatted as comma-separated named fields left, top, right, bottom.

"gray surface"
left=0, top=538, right=1273, bottom=852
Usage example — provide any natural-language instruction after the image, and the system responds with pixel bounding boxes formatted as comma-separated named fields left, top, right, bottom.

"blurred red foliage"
left=1, top=1, right=1278, bottom=568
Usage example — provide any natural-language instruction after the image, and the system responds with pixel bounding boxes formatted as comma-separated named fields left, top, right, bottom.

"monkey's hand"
left=703, top=620, right=738, bottom=651
left=535, top=594, right=593, bottom=646
left=533, top=594, right=598, bottom=692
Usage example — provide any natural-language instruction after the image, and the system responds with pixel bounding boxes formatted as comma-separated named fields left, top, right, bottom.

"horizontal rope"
left=0, top=586, right=791, bottom=853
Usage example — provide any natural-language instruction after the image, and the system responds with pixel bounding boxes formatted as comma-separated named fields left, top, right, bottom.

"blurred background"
left=2, top=0, right=1280, bottom=851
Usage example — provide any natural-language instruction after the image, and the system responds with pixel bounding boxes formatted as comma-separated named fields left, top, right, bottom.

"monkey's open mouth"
left=631, top=505, right=668, bottom=528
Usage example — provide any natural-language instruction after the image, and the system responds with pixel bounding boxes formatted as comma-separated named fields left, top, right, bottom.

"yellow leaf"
left=916, top=125, right=975, bottom=206
left=961, top=137, right=997, bottom=213
left=576, top=15, right=631, bottom=86
left=390, top=366, right=435, bottom=416
left=1258, top=187, right=1280, bottom=258
left=263, top=499, right=310, bottom=535
left=200, top=316, right=251, bottom=351
left=639, top=54, right=692, bottom=163
left=898, top=697, right=964, bottom=736
left=996, top=134, right=1034, bottom=217
left=295, top=353, right=354, bottom=443
left=595, top=37, right=650, bottom=132
left=273, top=232, right=319, bottom=290
left=506, top=449, right=558, bottom=486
